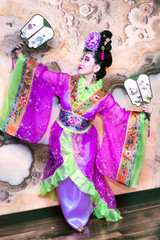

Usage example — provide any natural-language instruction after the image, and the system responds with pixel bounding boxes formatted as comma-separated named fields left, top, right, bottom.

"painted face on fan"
left=78, top=53, right=100, bottom=77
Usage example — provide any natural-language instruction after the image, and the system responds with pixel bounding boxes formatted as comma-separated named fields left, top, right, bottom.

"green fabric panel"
left=0, top=53, right=26, bottom=130
left=128, top=112, right=148, bottom=187
left=39, top=130, right=122, bottom=222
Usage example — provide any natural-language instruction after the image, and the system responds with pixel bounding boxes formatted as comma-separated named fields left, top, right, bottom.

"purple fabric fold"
left=96, top=94, right=131, bottom=180
left=57, top=177, right=93, bottom=229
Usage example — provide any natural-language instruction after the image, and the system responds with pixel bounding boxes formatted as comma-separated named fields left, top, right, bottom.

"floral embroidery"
left=121, top=115, right=137, bottom=177
left=13, top=61, right=36, bottom=123
left=70, top=75, right=79, bottom=107
left=94, top=95, right=100, bottom=101
left=59, top=109, right=90, bottom=131
left=117, top=113, right=140, bottom=185
left=69, top=75, right=108, bottom=115
left=126, top=116, right=137, bottom=150
left=3, top=58, right=38, bottom=136
left=74, top=87, right=108, bottom=115
left=68, top=117, right=81, bottom=127
left=125, top=150, right=131, bottom=157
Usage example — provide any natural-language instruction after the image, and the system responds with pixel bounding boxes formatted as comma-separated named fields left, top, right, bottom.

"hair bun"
left=98, top=30, right=112, bottom=53
left=101, top=30, right=112, bottom=40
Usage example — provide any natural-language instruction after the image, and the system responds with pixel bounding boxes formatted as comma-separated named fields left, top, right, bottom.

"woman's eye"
left=85, top=57, right=90, bottom=62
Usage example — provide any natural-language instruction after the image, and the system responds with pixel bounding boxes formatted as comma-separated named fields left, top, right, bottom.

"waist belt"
left=58, top=109, right=91, bottom=132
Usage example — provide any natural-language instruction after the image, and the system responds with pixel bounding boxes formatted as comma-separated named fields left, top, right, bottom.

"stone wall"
left=0, top=0, right=160, bottom=215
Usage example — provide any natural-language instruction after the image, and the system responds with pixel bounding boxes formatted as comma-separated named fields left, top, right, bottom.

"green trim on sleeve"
left=128, top=112, right=148, bottom=187
left=0, top=53, right=26, bottom=130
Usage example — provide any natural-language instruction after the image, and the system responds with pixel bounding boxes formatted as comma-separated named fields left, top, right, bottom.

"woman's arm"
left=12, top=42, right=70, bottom=89
left=96, top=93, right=150, bottom=188
left=98, top=93, right=130, bottom=124
left=98, top=94, right=153, bottom=124
left=42, top=71, right=70, bottom=93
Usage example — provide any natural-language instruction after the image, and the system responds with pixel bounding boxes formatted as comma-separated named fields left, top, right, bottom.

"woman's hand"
left=140, top=103, right=153, bottom=116
left=12, top=41, right=25, bottom=57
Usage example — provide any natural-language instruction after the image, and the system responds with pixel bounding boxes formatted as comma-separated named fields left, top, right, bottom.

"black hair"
left=84, top=30, right=112, bottom=80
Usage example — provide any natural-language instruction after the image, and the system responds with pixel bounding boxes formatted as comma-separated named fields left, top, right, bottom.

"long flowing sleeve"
left=0, top=53, right=69, bottom=143
left=96, top=93, right=148, bottom=188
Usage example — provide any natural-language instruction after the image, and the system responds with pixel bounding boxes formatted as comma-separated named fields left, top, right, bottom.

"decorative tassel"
left=148, top=126, right=150, bottom=137
left=145, top=113, right=151, bottom=137
left=101, top=51, right=104, bottom=60
left=11, top=53, right=14, bottom=70
left=148, top=118, right=151, bottom=137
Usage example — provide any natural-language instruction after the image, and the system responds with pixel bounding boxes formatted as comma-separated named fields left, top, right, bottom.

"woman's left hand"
left=140, top=103, right=153, bottom=115
left=12, top=41, right=25, bottom=57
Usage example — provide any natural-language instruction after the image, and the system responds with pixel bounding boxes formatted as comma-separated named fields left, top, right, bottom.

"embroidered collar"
left=70, top=75, right=107, bottom=115
left=78, top=75, right=103, bottom=103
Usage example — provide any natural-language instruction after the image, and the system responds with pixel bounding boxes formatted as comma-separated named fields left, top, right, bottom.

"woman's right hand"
left=12, top=41, right=25, bottom=57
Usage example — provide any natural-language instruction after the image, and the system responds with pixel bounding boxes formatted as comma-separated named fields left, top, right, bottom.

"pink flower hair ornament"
left=84, top=31, right=101, bottom=52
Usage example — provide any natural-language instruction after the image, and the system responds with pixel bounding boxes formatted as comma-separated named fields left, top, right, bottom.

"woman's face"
left=78, top=53, right=100, bottom=77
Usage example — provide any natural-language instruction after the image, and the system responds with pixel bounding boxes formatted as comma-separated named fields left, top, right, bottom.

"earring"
left=93, top=73, right=97, bottom=82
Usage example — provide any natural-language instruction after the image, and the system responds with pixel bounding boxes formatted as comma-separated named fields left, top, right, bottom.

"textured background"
left=0, top=0, right=160, bottom=215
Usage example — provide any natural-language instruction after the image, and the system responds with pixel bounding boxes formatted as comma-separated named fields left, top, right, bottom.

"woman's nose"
left=80, top=59, right=84, bottom=65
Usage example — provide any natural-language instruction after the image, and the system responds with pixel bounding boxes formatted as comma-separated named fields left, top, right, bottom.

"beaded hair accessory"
left=101, top=36, right=111, bottom=60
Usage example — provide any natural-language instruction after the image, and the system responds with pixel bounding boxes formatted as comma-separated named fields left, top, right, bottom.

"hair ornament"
left=85, top=31, right=101, bottom=52
left=101, top=47, right=105, bottom=60
left=101, top=37, right=111, bottom=60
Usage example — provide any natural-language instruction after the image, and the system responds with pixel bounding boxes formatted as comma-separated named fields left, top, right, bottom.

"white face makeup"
left=77, top=53, right=100, bottom=78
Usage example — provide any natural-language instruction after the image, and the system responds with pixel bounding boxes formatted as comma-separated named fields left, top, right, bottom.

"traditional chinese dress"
left=0, top=53, right=148, bottom=229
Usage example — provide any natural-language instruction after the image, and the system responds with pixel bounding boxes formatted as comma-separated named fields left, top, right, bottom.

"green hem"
left=39, top=129, right=122, bottom=222
left=39, top=164, right=122, bottom=222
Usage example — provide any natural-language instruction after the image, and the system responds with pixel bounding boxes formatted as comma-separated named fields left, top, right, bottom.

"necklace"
left=85, top=80, right=96, bottom=90
left=85, top=82, right=96, bottom=90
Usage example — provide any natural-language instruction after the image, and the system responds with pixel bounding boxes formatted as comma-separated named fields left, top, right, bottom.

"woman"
left=0, top=30, right=152, bottom=232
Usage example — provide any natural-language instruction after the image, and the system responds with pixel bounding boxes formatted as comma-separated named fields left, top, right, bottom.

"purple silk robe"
left=0, top=55, right=148, bottom=226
